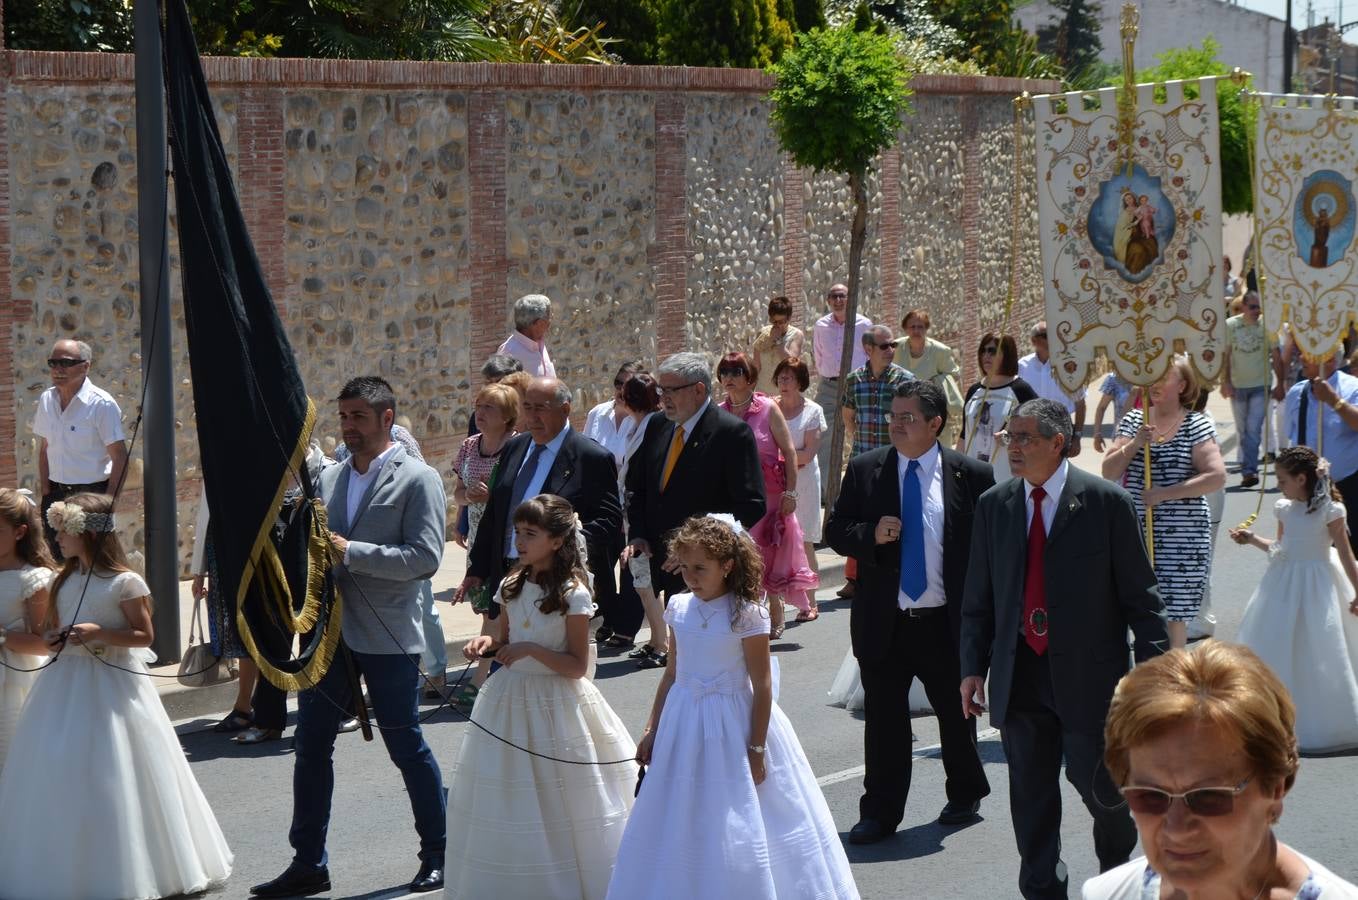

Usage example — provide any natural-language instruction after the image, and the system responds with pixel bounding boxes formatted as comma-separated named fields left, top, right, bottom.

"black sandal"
left=603, top=634, right=636, bottom=651
left=213, top=709, right=253, bottom=733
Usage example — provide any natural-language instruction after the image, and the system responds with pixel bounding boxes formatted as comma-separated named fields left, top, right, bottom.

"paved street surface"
left=182, top=477, right=1358, bottom=900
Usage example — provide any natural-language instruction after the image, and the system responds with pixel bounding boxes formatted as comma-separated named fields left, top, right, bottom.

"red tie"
left=1023, top=486, right=1049, bottom=655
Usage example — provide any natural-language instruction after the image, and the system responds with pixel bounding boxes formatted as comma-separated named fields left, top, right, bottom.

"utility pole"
left=134, top=0, right=182, bottom=662
left=1284, top=0, right=1294, bottom=92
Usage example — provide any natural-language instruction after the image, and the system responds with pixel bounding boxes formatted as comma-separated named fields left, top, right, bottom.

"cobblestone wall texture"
left=0, top=57, right=1055, bottom=574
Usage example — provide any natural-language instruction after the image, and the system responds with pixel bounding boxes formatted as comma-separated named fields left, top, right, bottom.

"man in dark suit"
left=458, top=377, right=622, bottom=606
left=622, top=352, right=766, bottom=601
left=826, top=380, right=992, bottom=844
left=960, top=398, right=1168, bottom=900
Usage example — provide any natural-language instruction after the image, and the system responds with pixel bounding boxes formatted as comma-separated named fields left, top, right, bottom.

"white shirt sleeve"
left=94, top=398, right=127, bottom=445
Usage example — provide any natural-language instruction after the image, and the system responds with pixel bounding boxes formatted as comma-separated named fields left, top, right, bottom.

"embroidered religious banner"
left=1033, top=79, right=1225, bottom=391
left=1255, top=94, right=1358, bottom=361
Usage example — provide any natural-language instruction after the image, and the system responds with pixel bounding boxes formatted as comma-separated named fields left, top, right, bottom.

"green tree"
left=483, top=0, right=615, bottom=63
left=570, top=0, right=659, bottom=63
left=770, top=24, right=911, bottom=510
left=4, top=0, right=133, bottom=52
left=1035, top=0, right=1102, bottom=75
left=254, top=0, right=507, bottom=61
left=655, top=0, right=794, bottom=68
left=1108, top=38, right=1253, bottom=214
left=791, top=0, right=827, bottom=31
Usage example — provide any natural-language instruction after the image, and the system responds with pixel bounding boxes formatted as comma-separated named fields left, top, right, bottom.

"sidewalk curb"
left=159, top=556, right=848, bottom=722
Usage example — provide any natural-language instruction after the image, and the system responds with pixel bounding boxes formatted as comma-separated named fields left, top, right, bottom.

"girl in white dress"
left=0, top=488, right=56, bottom=763
left=0, top=493, right=233, bottom=899
left=608, top=514, right=859, bottom=900
left=447, top=494, right=636, bottom=899
left=1229, top=447, right=1358, bottom=752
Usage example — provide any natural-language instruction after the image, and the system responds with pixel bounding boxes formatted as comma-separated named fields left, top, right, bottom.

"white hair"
left=657, top=352, right=712, bottom=393
left=513, top=294, right=552, bottom=332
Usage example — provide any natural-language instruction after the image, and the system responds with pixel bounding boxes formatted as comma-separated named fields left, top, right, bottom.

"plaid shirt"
left=844, top=363, right=914, bottom=456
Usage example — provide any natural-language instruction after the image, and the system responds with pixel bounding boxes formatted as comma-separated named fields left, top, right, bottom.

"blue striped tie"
left=899, top=459, right=927, bottom=601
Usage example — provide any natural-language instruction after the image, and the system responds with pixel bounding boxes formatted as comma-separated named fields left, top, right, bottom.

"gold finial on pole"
left=1117, top=3, right=1141, bottom=176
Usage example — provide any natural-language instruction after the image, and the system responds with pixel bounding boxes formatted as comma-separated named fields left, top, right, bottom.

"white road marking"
left=816, top=727, right=1000, bottom=788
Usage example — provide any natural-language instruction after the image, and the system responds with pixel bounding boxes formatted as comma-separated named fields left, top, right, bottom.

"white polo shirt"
left=31, top=378, right=126, bottom=485
left=497, top=330, right=556, bottom=378
left=1018, top=353, right=1086, bottom=414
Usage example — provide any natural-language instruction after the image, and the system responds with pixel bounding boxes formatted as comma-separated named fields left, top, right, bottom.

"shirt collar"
left=347, top=440, right=399, bottom=477
left=1024, top=458, right=1069, bottom=504
left=533, top=423, right=573, bottom=453
left=897, top=441, right=941, bottom=478
left=506, top=330, right=544, bottom=354
left=679, top=399, right=711, bottom=437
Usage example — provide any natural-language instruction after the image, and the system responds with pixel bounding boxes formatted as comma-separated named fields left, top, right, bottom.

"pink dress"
left=722, top=394, right=819, bottom=611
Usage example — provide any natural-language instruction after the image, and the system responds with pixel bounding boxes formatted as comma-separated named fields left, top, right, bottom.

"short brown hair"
left=772, top=357, right=811, bottom=391
left=901, top=308, right=931, bottom=329
left=767, top=296, right=793, bottom=319
left=978, top=332, right=1020, bottom=377
left=499, top=371, right=533, bottom=400
left=1163, top=353, right=1200, bottom=408
left=474, top=383, right=520, bottom=429
left=1104, top=642, right=1300, bottom=792
left=717, top=351, right=758, bottom=386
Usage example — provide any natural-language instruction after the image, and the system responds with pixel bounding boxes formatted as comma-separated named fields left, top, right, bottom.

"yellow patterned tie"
left=661, top=426, right=686, bottom=491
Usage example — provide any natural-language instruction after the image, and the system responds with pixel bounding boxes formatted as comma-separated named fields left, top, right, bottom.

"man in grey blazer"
left=960, top=399, right=1167, bottom=900
left=253, top=377, right=447, bottom=898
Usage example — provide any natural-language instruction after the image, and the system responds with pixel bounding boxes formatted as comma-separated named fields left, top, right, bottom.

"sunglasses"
left=981, top=346, right=998, bottom=356
left=1119, top=778, right=1251, bottom=817
left=47, top=358, right=87, bottom=369
left=613, top=379, right=627, bottom=388
left=873, top=341, right=897, bottom=350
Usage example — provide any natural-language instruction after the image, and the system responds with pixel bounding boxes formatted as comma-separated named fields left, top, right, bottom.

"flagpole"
left=135, top=0, right=181, bottom=662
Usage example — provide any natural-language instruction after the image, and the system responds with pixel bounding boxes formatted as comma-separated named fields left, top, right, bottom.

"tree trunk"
left=822, top=167, right=870, bottom=519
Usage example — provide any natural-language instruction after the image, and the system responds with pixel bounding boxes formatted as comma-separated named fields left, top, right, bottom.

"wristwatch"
left=748, top=744, right=766, bottom=755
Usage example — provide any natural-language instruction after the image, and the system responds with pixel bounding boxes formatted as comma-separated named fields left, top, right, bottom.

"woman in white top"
left=773, top=356, right=825, bottom=621
left=584, top=361, right=645, bottom=466
left=1084, top=642, right=1358, bottom=900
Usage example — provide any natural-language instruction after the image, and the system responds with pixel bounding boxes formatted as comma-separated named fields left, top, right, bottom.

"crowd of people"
left=1, top=276, right=1357, bottom=900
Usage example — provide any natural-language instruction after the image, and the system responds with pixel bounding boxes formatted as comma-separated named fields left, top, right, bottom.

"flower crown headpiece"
left=46, top=501, right=115, bottom=536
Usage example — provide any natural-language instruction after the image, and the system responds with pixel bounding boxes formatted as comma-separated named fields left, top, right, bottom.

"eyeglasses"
left=884, top=411, right=927, bottom=425
left=657, top=381, right=700, bottom=397
left=828, top=293, right=848, bottom=300
left=981, top=346, right=999, bottom=356
left=1119, top=778, right=1251, bottom=817
left=998, top=431, right=1049, bottom=448
left=717, top=368, right=748, bottom=378
left=47, top=358, right=87, bottom=369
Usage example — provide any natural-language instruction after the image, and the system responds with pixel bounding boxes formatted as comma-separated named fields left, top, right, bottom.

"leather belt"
left=899, top=604, right=946, bottom=619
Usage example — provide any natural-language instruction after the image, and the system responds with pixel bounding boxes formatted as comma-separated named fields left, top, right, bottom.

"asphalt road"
left=183, top=479, right=1358, bottom=900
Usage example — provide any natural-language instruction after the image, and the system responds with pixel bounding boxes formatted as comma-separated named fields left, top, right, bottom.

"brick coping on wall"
left=1, top=50, right=1061, bottom=97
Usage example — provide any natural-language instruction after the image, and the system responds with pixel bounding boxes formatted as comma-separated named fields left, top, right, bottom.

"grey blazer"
left=960, top=465, right=1168, bottom=732
left=319, top=444, right=446, bottom=655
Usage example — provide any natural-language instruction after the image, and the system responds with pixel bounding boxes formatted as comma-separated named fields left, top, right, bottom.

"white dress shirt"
left=497, top=330, right=556, bottom=378
left=897, top=443, right=947, bottom=609
left=812, top=313, right=873, bottom=378
left=345, top=441, right=399, bottom=528
left=31, top=378, right=126, bottom=484
left=676, top=399, right=711, bottom=445
left=1017, top=353, right=1086, bottom=414
left=1023, top=459, right=1070, bottom=533
left=583, top=400, right=637, bottom=466
left=505, top=425, right=572, bottom=559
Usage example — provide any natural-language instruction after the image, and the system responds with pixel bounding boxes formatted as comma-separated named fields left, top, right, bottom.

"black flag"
left=163, top=0, right=341, bottom=689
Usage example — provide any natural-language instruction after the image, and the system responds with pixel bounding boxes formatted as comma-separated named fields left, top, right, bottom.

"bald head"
left=47, top=339, right=92, bottom=395
left=523, top=377, right=572, bottom=444
left=827, top=283, right=849, bottom=321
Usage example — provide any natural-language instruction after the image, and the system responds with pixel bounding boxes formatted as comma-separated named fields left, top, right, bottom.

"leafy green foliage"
left=791, top=0, right=828, bottom=31
left=1035, top=0, right=1102, bottom=74
left=770, top=23, right=910, bottom=175
left=655, top=0, right=794, bottom=68
left=260, top=0, right=508, bottom=61
left=826, top=0, right=960, bottom=57
left=1107, top=38, right=1254, bottom=214
left=571, top=0, right=659, bottom=63
left=5, top=0, right=133, bottom=52
left=483, top=0, right=615, bottom=63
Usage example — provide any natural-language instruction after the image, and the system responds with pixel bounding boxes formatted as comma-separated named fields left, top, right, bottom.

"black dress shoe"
left=938, top=799, right=981, bottom=825
left=250, top=862, right=331, bottom=897
left=848, top=818, right=893, bottom=844
left=408, top=858, right=444, bottom=893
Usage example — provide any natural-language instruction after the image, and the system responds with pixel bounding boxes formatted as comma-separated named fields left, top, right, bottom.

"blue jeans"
left=418, top=580, right=447, bottom=678
left=290, top=645, right=446, bottom=868
left=1230, top=385, right=1266, bottom=475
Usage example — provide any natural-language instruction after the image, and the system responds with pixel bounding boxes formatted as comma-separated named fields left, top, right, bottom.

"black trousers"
left=1335, top=470, right=1358, bottom=555
left=858, top=608, right=990, bottom=829
left=41, top=479, right=109, bottom=558
left=1000, top=642, right=1136, bottom=900
left=247, top=614, right=296, bottom=731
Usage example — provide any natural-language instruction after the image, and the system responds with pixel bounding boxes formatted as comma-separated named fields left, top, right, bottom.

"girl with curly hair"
left=608, top=514, right=859, bottom=899
left=446, top=494, right=636, bottom=898
left=0, top=493, right=233, bottom=899
left=1230, top=446, right=1358, bottom=752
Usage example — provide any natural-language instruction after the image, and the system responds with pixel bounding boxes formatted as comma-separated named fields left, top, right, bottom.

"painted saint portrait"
left=1294, top=170, right=1355, bottom=269
left=1086, top=165, right=1177, bottom=283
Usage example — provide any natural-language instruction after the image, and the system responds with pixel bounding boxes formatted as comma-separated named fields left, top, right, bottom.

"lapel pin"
left=1068, top=502, right=1076, bottom=511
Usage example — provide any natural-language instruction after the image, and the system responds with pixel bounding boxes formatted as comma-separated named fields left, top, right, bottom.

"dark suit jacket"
left=825, top=443, right=995, bottom=664
left=625, top=402, right=766, bottom=566
left=468, top=428, right=622, bottom=598
left=960, top=466, right=1168, bottom=732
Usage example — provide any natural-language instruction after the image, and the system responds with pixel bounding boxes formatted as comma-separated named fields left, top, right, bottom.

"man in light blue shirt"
left=1284, top=353, right=1358, bottom=551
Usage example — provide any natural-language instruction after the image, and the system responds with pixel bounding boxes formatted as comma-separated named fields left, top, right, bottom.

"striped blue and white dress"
left=1117, top=409, right=1215, bottom=621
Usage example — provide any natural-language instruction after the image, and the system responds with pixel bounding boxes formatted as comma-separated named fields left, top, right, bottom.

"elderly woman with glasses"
left=1083, top=641, right=1358, bottom=899
left=956, top=332, right=1037, bottom=481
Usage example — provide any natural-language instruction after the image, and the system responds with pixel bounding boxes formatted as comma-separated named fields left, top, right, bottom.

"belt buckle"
left=904, top=606, right=927, bottom=618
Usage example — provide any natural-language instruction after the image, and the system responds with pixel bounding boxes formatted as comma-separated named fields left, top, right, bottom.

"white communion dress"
left=0, top=569, right=233, bottom=900
left=827, top=647, right=931, bottom=713
left=607, top=592, right=859, bottom=900
left=0, top=564, right=51, bottom=764
left=1236, top=498, right=1358, bottom=753
left=445, top=580, right=636, bottom=899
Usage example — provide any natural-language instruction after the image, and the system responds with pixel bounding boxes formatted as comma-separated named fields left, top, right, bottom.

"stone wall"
left=0, top=53, right=1057, bottom=572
